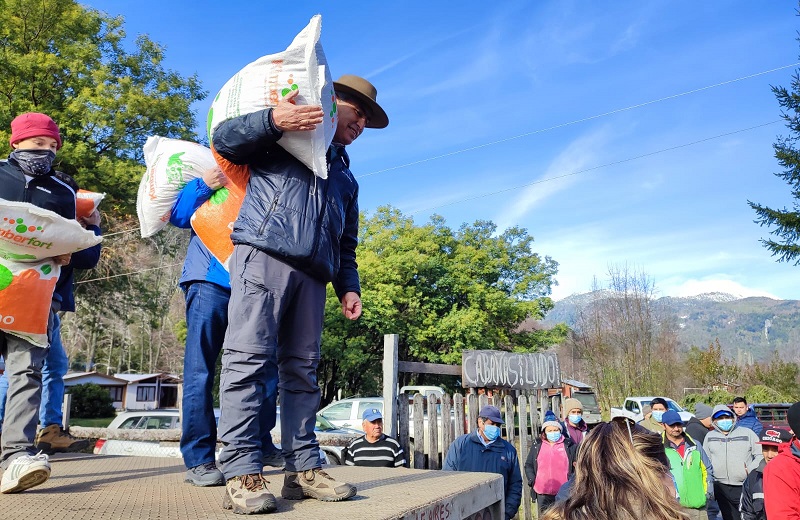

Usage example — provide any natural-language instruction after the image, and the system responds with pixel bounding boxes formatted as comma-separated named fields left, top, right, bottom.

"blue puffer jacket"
left=212, top=109, right=360, bottom=299
left=736, top=408, right=764, bottom=435
left=169, top=178, right=230, bottom=290
left=444, top=431, right=523, bottom=520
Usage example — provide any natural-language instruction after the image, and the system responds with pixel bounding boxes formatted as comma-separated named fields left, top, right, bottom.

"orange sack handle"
left=190, top=145, right=250, bottom=268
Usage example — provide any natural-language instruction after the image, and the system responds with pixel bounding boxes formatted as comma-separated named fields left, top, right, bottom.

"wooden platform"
left=0, top=453, right=504, bottom=520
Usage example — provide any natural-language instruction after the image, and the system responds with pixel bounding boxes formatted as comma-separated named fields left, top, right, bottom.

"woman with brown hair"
left=542, top=418, right=688, bottom=520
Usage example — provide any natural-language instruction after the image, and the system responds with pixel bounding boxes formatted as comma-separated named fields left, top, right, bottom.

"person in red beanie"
left=0, top=112, right=76, bottom=493
left=763, top=402, right=800, bottom=519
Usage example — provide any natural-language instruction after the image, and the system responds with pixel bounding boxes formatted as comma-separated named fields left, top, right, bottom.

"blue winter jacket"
left=169, top=178, right=230, bottom=290
left=736, top=408, right=764, bottom=435
left=212, top=109, right=360, bottom=299
left=55, top=224, right=102, bottom=312
left=443, top=431, right=523, bottom=520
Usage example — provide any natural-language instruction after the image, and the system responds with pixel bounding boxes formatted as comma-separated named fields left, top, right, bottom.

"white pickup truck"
left=610, top=396, right=694, bottom=423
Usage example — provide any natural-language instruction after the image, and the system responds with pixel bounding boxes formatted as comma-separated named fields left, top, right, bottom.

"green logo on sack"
left=166, top=152, right=186, bottom=185
left=0, top=264, right=11, bottom=291
left=41, top=264, right=52, bottom=275
left=3, top=217, right=43, bottom=234
left=329, top=87, right=337, bottom=124
left=210, top=187, right=230, bottom=205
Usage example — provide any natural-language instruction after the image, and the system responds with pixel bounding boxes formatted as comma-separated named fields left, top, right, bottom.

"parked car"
left=319, top=396, right=454, bottom=455
left=270, top=408, right=361, bottom=465
left=750, top=403, right=793, bottom=429
left=318, top=397, right=384, bottom=430
left=93, top=409, right=196, bottom=458
left=610, top=396, right=693, bottom=423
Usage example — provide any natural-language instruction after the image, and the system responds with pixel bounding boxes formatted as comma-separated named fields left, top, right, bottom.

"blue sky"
left=82, top=0, right=800, bottom=301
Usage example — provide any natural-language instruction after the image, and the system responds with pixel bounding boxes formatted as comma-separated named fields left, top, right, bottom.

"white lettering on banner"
left=461, top=350, right=560, bottom=390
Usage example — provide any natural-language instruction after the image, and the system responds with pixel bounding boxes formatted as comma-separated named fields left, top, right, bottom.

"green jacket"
left=663, top=433, right=712, bottom=509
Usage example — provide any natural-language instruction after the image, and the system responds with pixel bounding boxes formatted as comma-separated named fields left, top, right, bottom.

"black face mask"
left=10, top=149, right=56, bottom=176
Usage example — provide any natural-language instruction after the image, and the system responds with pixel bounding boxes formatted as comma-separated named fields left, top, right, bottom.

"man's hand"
left=79, top=209, right=101, bottom=228
left=340, top=292, right=362, bottom=321
left=53, top=253, right=72, bottom=266
left=202, top=166, right=227, bottom=190
left=272, top=89, right=324, bottom=132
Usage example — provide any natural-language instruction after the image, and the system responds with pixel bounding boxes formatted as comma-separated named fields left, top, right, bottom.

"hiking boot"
left=185, top=461, right=225, bottom=487
left=35, top=424, right=90, bottom=454
left=0, top=453, right=51, bottom=494
left=262, top=450, right=284, bottom=469
left=222, top=474, right=277, bottom=514
left=281, top=468, right=356, bottom=502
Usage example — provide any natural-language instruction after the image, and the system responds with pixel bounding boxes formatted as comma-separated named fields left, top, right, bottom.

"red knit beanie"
left=9, top=112, right=62, bottom=150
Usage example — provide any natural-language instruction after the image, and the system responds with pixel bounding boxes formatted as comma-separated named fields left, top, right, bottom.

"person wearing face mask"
left=703, top=405, right=763, bottom=520
left=444, top=405, right=523, bottom=520
left=661, top=410, right=714, bottom=520
left=524, top=412, right=577, bottom=516
left=560, top=398, right=588, bottom=444
left=0, top=112, right=78, bottom=493
left=640, top=397, right=669, bottom=433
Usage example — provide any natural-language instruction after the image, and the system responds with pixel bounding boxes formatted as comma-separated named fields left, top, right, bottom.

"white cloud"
left=494, top=128, right=612, bottom=229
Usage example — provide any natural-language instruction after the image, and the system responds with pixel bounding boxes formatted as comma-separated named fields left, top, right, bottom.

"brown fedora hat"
left=333, top=75, right=389, bottom=129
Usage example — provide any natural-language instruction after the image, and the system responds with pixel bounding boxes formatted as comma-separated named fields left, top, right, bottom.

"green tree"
left=0, top=0, right=206, bottom=215
left=749, top=31, right=800, bottom=263
left=686, top=339, right=741, bottom=389
left=68, top=383, right=115, bottom=418
left=317, top=206, right=565, bottom=403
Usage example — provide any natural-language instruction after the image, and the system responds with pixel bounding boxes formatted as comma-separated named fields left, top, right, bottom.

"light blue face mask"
left=546, top=431, right=562, bottom=443
left=568, top=414, right=582, bottom=425
left=717, top=418, right=734, bottom=432
left=483, top=424, right=501, bottom=441
left=652, top=410, right=665, bottom=422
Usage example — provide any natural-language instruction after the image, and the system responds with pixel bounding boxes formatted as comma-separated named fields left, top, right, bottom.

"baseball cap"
left=757, top=427, right=792, bottom=446
left=479, top=405, right=504, bottom=425
left=362, top=408, right=383, bottom=422
left=661, top=410, right=684, bottom=426
left=711, top=404, right=734, bottom=420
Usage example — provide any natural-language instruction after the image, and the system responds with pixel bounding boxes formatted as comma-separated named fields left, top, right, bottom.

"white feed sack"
left=0, top=200, right=102, bottom=261
left=0, top=201, right=102, bottom=347
left=136, top=136, right=216, bottom=238
left=207, top=15, right=336, bottom=179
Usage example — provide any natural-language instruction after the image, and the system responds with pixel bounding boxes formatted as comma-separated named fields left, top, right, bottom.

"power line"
left=75, top=120, right=782, bottom=284
left=356, top=63, right=799, bottom=180
left=98, top=63, right=798, bottom=239
left=74, top=262, right=182, bottom=285
left=409, top=119, right=782, bottom=215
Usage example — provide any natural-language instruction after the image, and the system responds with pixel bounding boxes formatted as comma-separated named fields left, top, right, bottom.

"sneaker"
left=222, top=474, right=277, bottom=514
left=0, top=453, right=51, bottom=494
left=185, top=462, right=225, bottom=487
left=281, top=468, right=356, bottom=502
left=262, top=450, right=284, bottom=469
left=35, top=424, right=90, bottom=454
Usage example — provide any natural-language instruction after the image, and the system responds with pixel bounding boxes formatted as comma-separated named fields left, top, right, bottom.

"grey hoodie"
left=702, top=404, right=763, bottom=485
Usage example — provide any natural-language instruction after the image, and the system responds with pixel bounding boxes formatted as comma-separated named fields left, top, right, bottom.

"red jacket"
left=764, top=439, right=800, bottom=519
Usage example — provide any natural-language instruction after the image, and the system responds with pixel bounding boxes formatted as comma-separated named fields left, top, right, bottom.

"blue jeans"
left=0, top=313, right=67, bottom=429
left=179, top=281, right=278, bottom=470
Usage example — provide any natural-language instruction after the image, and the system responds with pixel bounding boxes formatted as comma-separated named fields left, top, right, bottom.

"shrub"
left=68, top=383, right=116, bottom=418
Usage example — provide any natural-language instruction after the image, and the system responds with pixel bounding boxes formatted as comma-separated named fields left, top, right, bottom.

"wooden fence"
left=398, top=391, right=546, bottom=520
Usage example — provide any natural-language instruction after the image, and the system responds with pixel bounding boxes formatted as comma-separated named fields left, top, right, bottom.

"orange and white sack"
left=76, top=189, right=105, bottom=221
left=190, top=146, right=250, bottom=270
left=136, top=136, right=216, bottom=238
left=0, top=201, right=103, bottom=262
left=0, top=257, right=60, bottom=347
left=206, top=15, right=336, bottom=179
